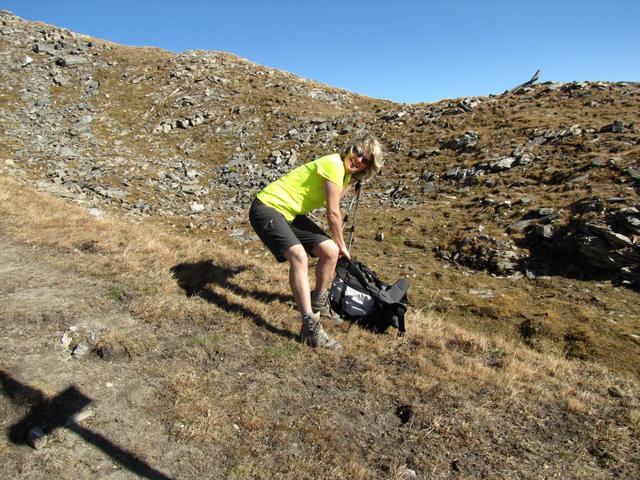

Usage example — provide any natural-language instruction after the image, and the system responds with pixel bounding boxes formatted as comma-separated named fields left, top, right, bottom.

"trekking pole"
left=346, top=181, right=363, bottom=251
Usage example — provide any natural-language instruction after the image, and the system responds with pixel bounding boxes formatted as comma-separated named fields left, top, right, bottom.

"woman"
left=249, top=135, right=383, bottom=349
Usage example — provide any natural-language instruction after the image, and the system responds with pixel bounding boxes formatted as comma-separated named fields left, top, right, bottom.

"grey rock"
left=181, top=184, right=202, bottom=195
left=56, top=55, right=89, bottom=67
left=33, top=42, right=57, bottom=55
left=437, top=235, right=523, bottom=276
left=35, top=96, right=51, bottom=107
left=508, top=219, right=537, bottom=233
left=582, top=222, right=632, bottom=248
left=533, top=125, right=582, bottom=144
left=421, top=181, right=436, bottom=194
left=612, top=120, right=625, bottom=133
left=421, top=168, right=435, bottom=181
left=515, top=153, right=535, bottom=166
left=572, top=197, right=604, bottom=214
left=69, top=122, right=91, bottom=137
left=600, top=120, right=625, bottom=133
left=133, top=201, right=152, bottom=214
left=94, top=187, right=127, bottom=200
left=444, top=166, right=462, bottom=180
left=533, top=224, right=554, bottom=239
left=489, top=157, right=516, bottom=172
left=495, top=255, right=520, bottom=275
left=59, top=146, right=76, bottom=158
left=623, top=216, right=640, bottom=231
left=190, top=202, right=205, bottom=213
left=625, top=167, right=640, bottom=184
left=443, top=131, right=479, bottom=150
left=537, top=208, right=556, bottom=216
left=390, top=139, right=405, bottom=152
left=459, top=98, right=479, bottom=112
left=229, top=228, right=246, bottom=238
left=411, top=148, right=440, bottom=159
left=84, top=79, right=99, bottom=92
left=27, top=427, right=47, bottom=450
left=88, top=208, right=104, bottom=218
left=381, top=111, right=407, bottom=121
left=66, top=407, right=95, bottom=425
left=608, top=387, right=623, bottom=398
left=72, top=340, right=91, bottom=357
left=567, top=173, right=590, bottom=184
left=468, top=289, right=494, bottom=299
left=402, top=468, right=417, bottom=479
left=577, top=237, right=624, bottom=270
left=52, top=73, right=67, bottom=86
left=524, top=214, right=640, bottom=287
left=61, top=326, right=79, bottom=349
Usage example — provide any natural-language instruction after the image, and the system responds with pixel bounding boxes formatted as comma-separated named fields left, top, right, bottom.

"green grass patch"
left=187, top=332, right=225, bottom=347
left=106, top=283, right=135, bottom=303
left=261, top=342, right=300, bottom=360
left=229, top=460, right=254, bottom=479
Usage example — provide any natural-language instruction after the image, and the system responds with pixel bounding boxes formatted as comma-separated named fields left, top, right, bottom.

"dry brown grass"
left=350, top=191, right=640, bottom=375
left=0, top=88, right=20, bottom=114
left=2, top=174, right=640, bottom=478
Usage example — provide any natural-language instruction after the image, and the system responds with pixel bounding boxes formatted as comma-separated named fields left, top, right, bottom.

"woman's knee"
left=284, top=244, right=308, bottom=266
left=314, top=239, right=339, bottom=262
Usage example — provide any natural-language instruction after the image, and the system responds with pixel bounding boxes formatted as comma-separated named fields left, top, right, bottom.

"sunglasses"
left=352, top=145, right=372, bottom=166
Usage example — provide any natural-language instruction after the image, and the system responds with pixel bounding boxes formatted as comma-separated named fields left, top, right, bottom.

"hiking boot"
left=311, top=290, right=343, bottom=325
left=300, top=312, right=342, bottom=349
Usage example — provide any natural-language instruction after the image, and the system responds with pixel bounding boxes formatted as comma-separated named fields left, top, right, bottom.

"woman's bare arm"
left=325, top=180, right=350, bottom=259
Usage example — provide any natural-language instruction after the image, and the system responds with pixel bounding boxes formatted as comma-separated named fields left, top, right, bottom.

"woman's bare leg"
left=283, top=244, right=311, bottom=314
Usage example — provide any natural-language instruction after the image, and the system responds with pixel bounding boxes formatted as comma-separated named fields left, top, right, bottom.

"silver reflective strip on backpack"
left=331, top=277, right=376, bottom=317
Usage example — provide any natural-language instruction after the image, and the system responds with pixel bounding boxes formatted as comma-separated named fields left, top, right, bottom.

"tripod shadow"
left=170, top=260, right=296, bottom=340
left=1, top=370, right=173, bottom=480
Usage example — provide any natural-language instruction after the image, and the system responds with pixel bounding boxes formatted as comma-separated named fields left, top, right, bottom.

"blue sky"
left=3, top=0, right=639, bottom=104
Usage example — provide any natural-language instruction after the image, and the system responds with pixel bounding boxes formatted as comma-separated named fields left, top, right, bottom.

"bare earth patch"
left=0, top=230, right=176, bottom=478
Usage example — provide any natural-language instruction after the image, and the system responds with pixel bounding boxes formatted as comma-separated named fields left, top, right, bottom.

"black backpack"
left=329, top=257, right=409, bottom=335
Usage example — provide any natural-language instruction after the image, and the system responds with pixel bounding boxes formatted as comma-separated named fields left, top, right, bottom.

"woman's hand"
left=338, top=244, right=351, bottom=260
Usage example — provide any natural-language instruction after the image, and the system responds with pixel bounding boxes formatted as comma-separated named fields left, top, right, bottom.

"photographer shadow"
left=1, top=370, right=172, bottom=480
left=170, top=260, right=296, bottom=340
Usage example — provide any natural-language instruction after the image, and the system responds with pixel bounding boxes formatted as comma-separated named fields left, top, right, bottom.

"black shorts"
left=249, top=198, right=331, bottom=263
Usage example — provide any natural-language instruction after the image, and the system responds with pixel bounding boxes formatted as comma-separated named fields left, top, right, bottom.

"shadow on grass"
left=170, top=260, right=297, bottom=340
left=0, top=370, right=173, bottom=480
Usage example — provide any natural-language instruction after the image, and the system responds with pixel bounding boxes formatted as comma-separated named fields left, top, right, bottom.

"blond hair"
left=342, top=135, right=384, bottom=183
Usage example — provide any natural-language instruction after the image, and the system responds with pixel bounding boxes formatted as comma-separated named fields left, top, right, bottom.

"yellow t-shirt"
left=257, top=153, right=350, bottom=221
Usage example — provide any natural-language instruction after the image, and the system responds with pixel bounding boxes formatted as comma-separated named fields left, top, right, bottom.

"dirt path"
left=0, top=230, right=176, bottom=479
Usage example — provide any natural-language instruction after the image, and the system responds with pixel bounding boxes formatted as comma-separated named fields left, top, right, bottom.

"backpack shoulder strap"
left=344, top=259, right=382, bottom=298
left=397, top=316, right=406, bottom=336
left=357, top=262, right=384, bottom=289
